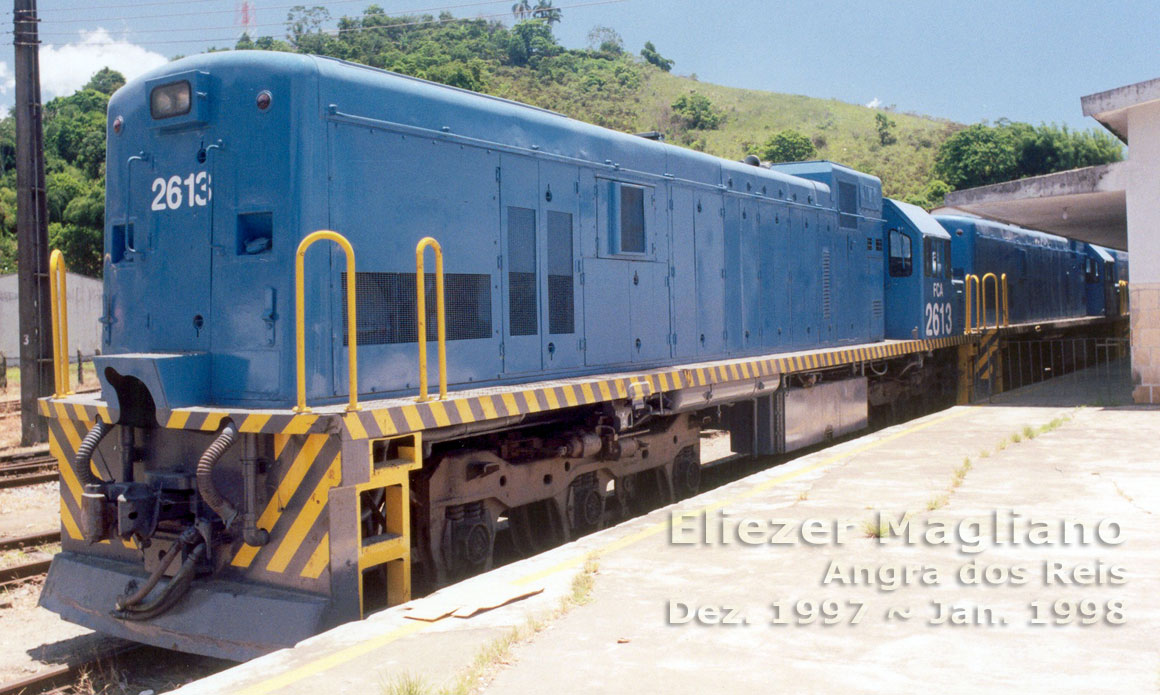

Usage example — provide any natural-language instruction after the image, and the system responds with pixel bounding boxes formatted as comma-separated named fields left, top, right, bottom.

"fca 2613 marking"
left=151, top=172, right=212, bottom=211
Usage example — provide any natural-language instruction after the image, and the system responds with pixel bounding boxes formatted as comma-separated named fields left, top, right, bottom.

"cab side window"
left=924, top=238, right=949, bottom=279
left=889, top=229, right=912, bottom=277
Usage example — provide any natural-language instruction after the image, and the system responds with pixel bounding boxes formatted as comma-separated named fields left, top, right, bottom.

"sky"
left=2, top=0, right=1158, bottom=132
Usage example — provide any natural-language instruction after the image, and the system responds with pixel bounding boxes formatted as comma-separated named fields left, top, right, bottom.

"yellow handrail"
left=295, top=230, right=360, bottom=413
left=1000, top=273, right=1009, bottom=326
left=964, top=273, right=981, bottom=333
left=48, top=250, right=72, bottom=396
left=1118, top=280, right=1129, bottom=315
left=981, top=272, right=1001, bottom=330
left=415, top=237, right=447, bottom=401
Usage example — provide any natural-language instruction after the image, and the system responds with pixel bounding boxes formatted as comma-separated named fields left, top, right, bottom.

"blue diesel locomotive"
left=37, top=51, right=1125, bottom=659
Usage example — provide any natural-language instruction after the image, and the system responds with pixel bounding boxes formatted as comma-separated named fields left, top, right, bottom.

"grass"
left=950, top=458, right=972, bottom=489
left=382, top=556, right=600, bottom=695
left=636, top=70, right=956, bottom=199
left=925, top=494, right=949, bottom=511
left=861, top=517, right=889, bottom=539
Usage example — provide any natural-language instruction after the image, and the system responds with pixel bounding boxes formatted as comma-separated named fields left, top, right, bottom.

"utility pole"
left=14, top=0, right=53, bottom=445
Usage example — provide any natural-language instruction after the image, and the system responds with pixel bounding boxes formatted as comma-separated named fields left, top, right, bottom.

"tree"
left=640, top=41, right=672, bottom=71
left=84, top=67, right=125, bottom=95
left=671, top=92, right=722, bottom=130
left=506, top=20, right=559, bottom=67
left=935, top=120, right=1122, bottom=190
left=760, top=129, right=816, bottom=163
left=586, top=25, right=623, bottom=54
left=511, top=0, right=532, bottom=20
left=875, top=112, right=896, bottom=146
left=286, top=5, right=331, bottom=48
left=531, top=0, right=561, bottom=25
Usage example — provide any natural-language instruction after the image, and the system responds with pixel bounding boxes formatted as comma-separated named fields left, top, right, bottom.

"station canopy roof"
left=935, top=78, right=1160, bottom=252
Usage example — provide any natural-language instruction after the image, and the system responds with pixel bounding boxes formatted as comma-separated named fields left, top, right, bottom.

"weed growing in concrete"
left=1023, top=425, right=1036, bottom=440
left=384, top=556, right=602, bottom=695
left=796, top=490, right=809, bottom=502
left=862, top=517, right=888, bottom=539
left=1010, top=432, right=1022, bottom=444
left=925, top=494, right=949, bottom=511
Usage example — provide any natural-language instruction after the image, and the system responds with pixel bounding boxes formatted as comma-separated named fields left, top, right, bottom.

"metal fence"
left=996, top=336, right=1132, bottom=404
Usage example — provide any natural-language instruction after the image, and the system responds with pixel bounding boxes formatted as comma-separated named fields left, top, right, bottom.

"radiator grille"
left=341, top=272, right=492, bottom=346
left=547, top=210, right=575, bottom=335
left=821, top=250, right=832, bottom=319
left=508, top=206, right=538, bottom=336
left=872, top=299, right=883, bottom=318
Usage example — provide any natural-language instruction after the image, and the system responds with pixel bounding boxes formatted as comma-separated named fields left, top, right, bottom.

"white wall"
left=0, top=273, right=104, bottom=364
left=1126, top=100, right=1160, bottom=284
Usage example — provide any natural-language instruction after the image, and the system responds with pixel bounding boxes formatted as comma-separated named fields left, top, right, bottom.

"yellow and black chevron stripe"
left=40, top=335, right=969, bottom=442
left=976, top=329, right=1002, bottom=383
left=47, top=412, right=137, bottom=553
left=341, top=335, right=970, bottom=440
left=229, top=433, right=341, bottom=585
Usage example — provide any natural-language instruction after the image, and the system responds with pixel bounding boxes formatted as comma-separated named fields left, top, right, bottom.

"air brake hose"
left=74, top=420, right=111, bottom=487
left=113, top=541, right=206, bottom=621
left=196, top=421, right=240, bottom=529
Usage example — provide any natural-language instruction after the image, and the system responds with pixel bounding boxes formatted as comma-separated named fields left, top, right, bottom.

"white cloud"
left=37, top=28, right=168, bottom=99
left=865, top=97, right=882, bottom=109
left=0, top=62, right=14, bottom=96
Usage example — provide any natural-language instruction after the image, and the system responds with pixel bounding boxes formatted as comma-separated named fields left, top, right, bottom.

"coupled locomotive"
left=38, top=51, right=1125, bottom=659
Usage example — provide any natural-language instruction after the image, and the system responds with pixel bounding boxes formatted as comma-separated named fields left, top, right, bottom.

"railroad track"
left=0, top=530, right=60, bottom=590
left=0, top=645, right=143, bottom=695
left=0, top=452, right=57, bottom=490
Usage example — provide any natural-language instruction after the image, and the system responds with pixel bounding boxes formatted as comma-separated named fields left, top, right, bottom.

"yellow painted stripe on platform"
left=516, top=407, right=970, bottom=587
left=544, top=387, right=562, bottom=410
left=301, top=534, right=330, bottom=579
left=168, top=411, right=191, bottom=429
left=283, top=415, right=319, bottom=436
left=580, top=382, right=596, bottom=403
left=521, top=391, right=541, bottom=414
left=454, top=399, right=475, bottom=424
left=428, top=401, right=451, bottom=427
left=266, top=453, right=341, bottom=573
left=400, top=406, right=424, bottom=432
left=560, top=385, right=578, bottom=407
left=232, top=435, right=327, bottom=569
left=344, top=414, right=368, bottom=440
left=500, top=392, right=520, bottom=416
left=479, top=396, right=498, bottom=420
left=233, top=407, right=969, bottom=695
left=240, top=414, right=272, bottom=433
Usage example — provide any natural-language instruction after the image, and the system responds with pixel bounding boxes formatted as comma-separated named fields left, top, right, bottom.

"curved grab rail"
left=415, top=237, right=447, bottom=402
left=295, top=231, right=360, bottom=413
left=1000, top=273, right=1009, bottom=327
left=49, top=249, right=72, bottom=396
left=964, top=273, right=981, bottom=333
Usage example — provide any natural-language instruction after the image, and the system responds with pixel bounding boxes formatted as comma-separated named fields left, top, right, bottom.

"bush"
left=760, top=129, right=816, bottom=163
left=671, top=92, right=722, bottom=130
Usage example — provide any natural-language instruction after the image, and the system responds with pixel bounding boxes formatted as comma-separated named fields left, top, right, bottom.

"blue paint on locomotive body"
left=100, top=51, right=896, bottom=409
left=881, top=200, right=954, bottom=340
left=936, top=215, right=1088, bottom=326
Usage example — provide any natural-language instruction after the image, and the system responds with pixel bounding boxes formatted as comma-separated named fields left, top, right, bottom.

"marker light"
left=150, top=81, right=192, bottom=119
left=256, top=90, right=272, bottom=111
left=112, top=115, right=123, bottom=134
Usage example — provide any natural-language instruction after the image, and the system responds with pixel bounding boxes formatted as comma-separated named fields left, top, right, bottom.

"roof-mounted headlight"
left=150, top=81, right=192, bottom=120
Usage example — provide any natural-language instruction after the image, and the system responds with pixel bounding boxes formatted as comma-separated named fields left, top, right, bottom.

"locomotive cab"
left=882, top=200, right=953, bottom=339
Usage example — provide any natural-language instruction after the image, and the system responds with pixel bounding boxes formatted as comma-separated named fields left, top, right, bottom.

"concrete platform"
left=171, top=369, right=1158, bottom=695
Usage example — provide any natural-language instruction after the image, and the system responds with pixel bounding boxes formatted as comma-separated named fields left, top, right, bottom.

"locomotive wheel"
left=672, top=447, right=701, bottom=500
left=508, top=500, right=566, bottom=557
